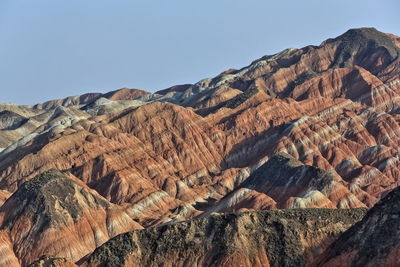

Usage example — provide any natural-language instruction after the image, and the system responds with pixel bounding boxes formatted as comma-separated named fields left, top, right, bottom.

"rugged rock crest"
left=81, top=209, right=367, bottom=267
left=0, top=170, right=142, bottom=266
left=205, top=153, right=364, bottom=215
left=0, top=27, right=399, bottom=266
left=316, top=186, right=400, bottom=267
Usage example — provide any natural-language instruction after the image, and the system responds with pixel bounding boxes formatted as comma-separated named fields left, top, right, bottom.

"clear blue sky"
left=1, top=0, right=399, bottom=104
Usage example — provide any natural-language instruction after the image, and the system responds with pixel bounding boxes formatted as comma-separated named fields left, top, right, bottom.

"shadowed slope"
left=316, top=186, right=400, bottom=267
left=204, top=153, right=364, bottom=215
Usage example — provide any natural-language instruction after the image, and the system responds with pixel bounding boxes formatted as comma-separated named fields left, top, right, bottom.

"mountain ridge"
left=0, top=27, right=399, bottom=266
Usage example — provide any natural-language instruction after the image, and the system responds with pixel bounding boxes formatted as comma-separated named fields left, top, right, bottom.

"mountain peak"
left=342, top=27, right=381, bottom=36
left=102, top=88, right=150, bottom=101
left=1, top=169, right=109, bottom=229
left=0, top=169, right=142, bottom=265
left=323, top=27, right=399, bottom=70
left=338, top=27, right=397, bottom=51
left=327, top=27, right=390, bottom=43
left=0, top=27, right=399, bottom=266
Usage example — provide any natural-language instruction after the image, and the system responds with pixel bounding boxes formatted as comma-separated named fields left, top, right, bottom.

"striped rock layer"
left=0, top=27, right=399, bottom=265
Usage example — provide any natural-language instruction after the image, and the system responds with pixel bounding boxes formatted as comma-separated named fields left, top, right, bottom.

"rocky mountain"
left=29, top=256, right=77, bottom=267
left=203, top=153, right=364, bottom=216
left=0, top=170, right=142, bottom=266
left=316, top=185, right=400, bottom=267
left=0, top=88, right=149, bottom=153
left=81, top=209, right=367, bottom=267
left=0, top=27, right=399, bottom=266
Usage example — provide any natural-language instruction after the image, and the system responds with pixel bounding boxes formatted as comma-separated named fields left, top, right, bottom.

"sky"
left=0, top=1, right=399, bottom=105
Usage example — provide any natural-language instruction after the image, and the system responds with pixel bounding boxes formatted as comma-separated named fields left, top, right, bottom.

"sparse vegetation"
left=85, top=208, right=367, bottom=267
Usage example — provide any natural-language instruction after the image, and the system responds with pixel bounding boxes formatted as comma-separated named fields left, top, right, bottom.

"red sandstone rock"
left=315, top=186, right=400, bottom=267
left=0, top=170, right=142, bottom=266
left=0, top=27, right=398, bottom=265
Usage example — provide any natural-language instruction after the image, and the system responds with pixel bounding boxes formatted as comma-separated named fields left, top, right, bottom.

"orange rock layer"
left=0, top=27, right=398, bottom=266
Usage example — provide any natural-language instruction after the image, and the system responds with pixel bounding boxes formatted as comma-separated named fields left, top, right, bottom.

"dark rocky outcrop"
left=316, top=186, right=400, bottom=267
left=326, top=27, right=399, bottom=72
left=82, top=209, right=367, bottom=267
left=206, top=153, right=364, bottom=214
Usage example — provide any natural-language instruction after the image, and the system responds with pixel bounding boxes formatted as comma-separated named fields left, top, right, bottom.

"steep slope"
left=102, top=88, right=149, bottom=101
left=0, top=189, right=11, bottom=206
left=0, top=88, right=150, bottom=153
left=0, top=28, right=398, bottom=265
left=0, top=170, right=142, bottom=266
left=37, top=88, right=149, bottom=109
left=0, top=110, right=28, bottom=130
left=198, top=28, right=400, bottom=207
left=0, top=102, right=230, bottom=226
left=29, top=256, right=77, bottom=267
left=0, top=28, right=398, bottom=224
left=205, top=153, right=364, bottom=215
left=162, top=28, right=399, bottom=112
left=315, top=186, right=400, bottom=267
left=81, top=209, right=367, bottom=267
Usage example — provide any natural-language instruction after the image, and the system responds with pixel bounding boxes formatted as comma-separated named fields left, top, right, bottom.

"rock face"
left=315, top=186, right=400, bottom=267
left=38, top=88, right=149, bottom=109
left=0, top=170, right=142, bottom=266
left=81, top=209, right=367, bottom=267
left=205, top=153, right=364, bottom=215
left=28, top=256, right=77, bottom=267
left=0, top=27, right=398, bottom=265
left=0, top=28, right=397, bottom=213
left=0, top=88, right=149, bottom=153
left=0, top=110, right=28, bottom=130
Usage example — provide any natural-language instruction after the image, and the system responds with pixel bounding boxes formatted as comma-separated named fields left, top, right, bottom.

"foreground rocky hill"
left=29, top=185, right=400, bottom=267
left=316, top=185, right=400, bottom=267
left=0, top=27, right=399, bottom=265
left=81, top=209, right=367, bottom=267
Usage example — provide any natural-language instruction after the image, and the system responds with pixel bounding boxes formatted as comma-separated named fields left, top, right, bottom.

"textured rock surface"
left=81, top=209, right=367, bottom=267
left=0, top=88, right=149, bottom=152
left=1, top=29, right=398, bottom=214
left=0, top=27, right=398, bottom=265
left=0, top=170, right=142, bottom=266
left=204, top=153, right=365, bottom=216
left=315, top=186, right=400, bottom=267
left=28, top=256, right=77, bottom=267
